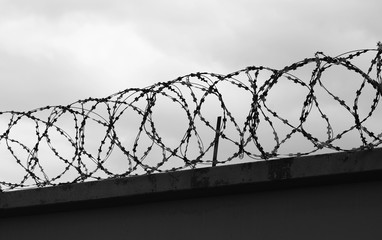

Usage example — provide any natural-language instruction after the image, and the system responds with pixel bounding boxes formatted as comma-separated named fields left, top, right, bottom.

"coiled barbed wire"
left=1, top=44, right=382, bottom=191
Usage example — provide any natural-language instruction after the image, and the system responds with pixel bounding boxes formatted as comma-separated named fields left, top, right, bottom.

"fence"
left=1, top=44, right=381, bottom=191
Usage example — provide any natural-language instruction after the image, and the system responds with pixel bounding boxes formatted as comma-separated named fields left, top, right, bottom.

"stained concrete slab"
left=1, top=148, right=382, bottom=214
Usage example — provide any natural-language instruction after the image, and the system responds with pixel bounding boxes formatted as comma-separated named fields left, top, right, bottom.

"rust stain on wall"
left=267, top=158, right=293, bottom=180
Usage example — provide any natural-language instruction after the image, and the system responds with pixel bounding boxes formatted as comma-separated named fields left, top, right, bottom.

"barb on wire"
left=1, top=44, right=382, bottom=191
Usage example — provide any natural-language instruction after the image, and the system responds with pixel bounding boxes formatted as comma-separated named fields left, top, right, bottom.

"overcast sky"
left=0, top=0, right=381, bottom=111
left=1, top=0, right=382, bottom=188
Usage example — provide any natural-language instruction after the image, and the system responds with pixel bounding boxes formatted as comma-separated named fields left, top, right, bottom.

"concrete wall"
left=1, top=148, right=382, bottom=240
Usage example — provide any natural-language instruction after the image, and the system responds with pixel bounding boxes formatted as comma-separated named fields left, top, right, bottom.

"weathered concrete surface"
left=1, top=148, right=382, bottom=213
left=1, top=148, right=382, bottom=240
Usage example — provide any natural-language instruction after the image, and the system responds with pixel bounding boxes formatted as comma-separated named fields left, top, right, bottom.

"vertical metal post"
left=212, top=116, right=222, bottom=167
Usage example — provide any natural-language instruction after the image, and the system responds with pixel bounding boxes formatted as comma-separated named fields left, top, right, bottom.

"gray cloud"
left=0, top=1, right=381, bottom=186
left=0, top=0, right=380, bottom=118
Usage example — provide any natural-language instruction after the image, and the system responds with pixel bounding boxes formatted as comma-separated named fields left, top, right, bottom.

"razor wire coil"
left=1, top=44, right=382, bottom=191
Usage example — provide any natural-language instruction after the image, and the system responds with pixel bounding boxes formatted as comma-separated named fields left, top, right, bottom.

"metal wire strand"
left=1, top=45, right=381, bottom=191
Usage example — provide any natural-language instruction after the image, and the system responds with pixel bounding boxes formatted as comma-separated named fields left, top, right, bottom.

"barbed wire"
left=1, top=44, right=382, bottom=191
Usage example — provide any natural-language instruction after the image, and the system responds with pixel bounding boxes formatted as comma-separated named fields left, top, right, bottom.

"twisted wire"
left=1, top=44, right=382, bottom=191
